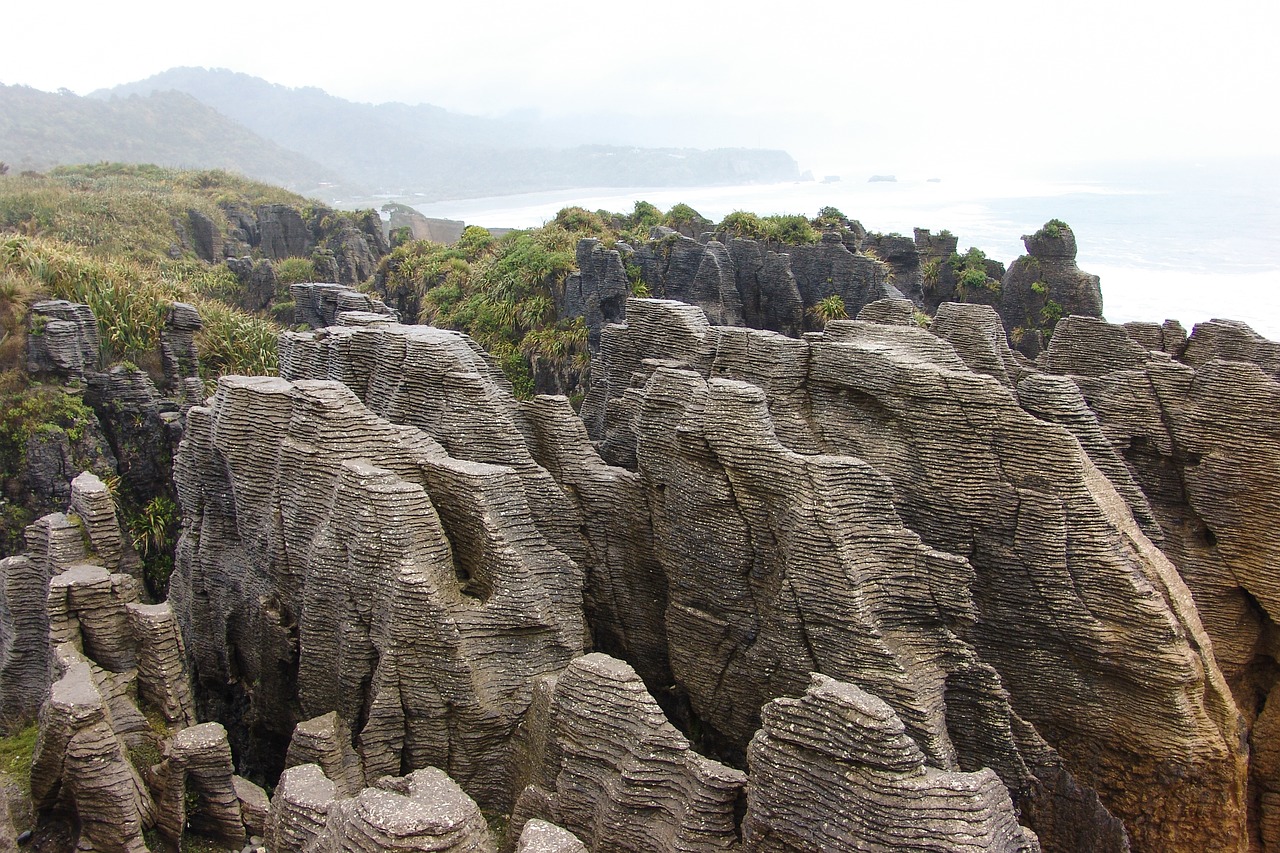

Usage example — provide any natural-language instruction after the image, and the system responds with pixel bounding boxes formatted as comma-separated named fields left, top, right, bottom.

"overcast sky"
left=4, top=0, right=1277, bottom=175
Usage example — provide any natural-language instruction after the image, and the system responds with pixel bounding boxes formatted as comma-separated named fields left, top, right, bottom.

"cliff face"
left=584, top=297, right=1244, bottom=851
left=12, top=253, right=1278, bottom=852
left=1045, top=314, right=1280, bottom=848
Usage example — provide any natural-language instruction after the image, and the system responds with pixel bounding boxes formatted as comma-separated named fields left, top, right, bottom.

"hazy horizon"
left=5, top=1, right=1278, bottom=181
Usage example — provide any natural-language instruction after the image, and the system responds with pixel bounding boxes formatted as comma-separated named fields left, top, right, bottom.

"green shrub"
left=810, top=294, right=848, bottom=325
left=125, top=495, right=180, bottom=597
left=553, top=207, right=608, bottom=236
left=274, top=257, right=315, bottom=286
left=1042, top=219, right=1069, bottom=239
left=763, top=214, right=820, bottom=246
left=718, top=211, right=768, bottom=240
left=812, top=206, right=847, bottom=227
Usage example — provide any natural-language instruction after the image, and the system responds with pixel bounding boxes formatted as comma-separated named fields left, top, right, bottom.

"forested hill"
left=0, top=84, right=340, bottom=193
left=97, top=68, right=801, bottom=200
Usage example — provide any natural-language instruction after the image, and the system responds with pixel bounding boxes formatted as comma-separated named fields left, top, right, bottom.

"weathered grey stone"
left=999, top=221, right=1103, bottom=340
left=510, top=653, right=744, bottom=853
left=589, top=300, right=1243, bottom=850
left=26, top=300, right=99, bottom=380
left=29, top=661, right=153, bottom=853
left=514, top=819, right=586, bottom=853
left=310, top=768, right=495, bottom=852
left=171, top=376, right=581, bottom=808
left=126, top=601, right=196, bottom=727
left=267, top=764, right=337, bottom=852
left=285, top=711, right=365, bottom=798
left=290, top=283, right=397, bottom=329
left=743, top=675, right=1040, bottom=851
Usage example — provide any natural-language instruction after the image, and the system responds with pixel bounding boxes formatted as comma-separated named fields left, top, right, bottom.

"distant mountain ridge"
left=0, top=84, right=340, bottom=192
left=97, top=68, right=801, bottom=201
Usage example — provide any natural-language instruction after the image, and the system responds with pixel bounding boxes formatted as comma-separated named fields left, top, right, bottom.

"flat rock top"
left=50, top=563, right=112, bottom=587
left=173, top=721, right=229, bottom=750
left=278, top=764, right=337, bottom=807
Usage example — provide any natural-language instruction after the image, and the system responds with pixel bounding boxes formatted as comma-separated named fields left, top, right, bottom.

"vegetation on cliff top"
left=0, top=164, right=306, bottom=263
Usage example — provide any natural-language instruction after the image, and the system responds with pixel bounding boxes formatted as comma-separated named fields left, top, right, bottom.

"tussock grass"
left=1, top=233, right=277, bottom=376
left=0, top=163, right=307, bottom=263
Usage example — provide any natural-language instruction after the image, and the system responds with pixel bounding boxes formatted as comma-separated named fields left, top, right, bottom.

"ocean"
left=410, top=159, right=1280, bottom=340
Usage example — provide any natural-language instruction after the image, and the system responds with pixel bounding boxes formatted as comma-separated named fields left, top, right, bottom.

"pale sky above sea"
left=4, top=0, right=1279, bottom=179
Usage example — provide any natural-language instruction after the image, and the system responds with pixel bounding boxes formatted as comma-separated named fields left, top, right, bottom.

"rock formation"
left=25, top=300, right=100, bottom=381
left=514, top=820, right=587, bottom=853
left=1000, top=221, right=1103, bottom=352
left=1045, top=313, right=1280, bottom=848
left=579, top=297, right=1244, bottom=851
left=570, top=229, right=898, bottom=348
left=509, top=653, right=745, bottom=852
left=290, top=282, right=398, bottom=329
left=743, top=675, right=1040, bottom=851
left=268, top=764, right=496, bottom=853
left=170, top=372, right=582, bottom=808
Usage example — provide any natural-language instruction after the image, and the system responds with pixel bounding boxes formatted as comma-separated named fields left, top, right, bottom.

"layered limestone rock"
left=84, top=364, right=183, bottom=508
left=588, top=298, right=1245, bottom=851
left=68, top=471, right=129, bottom=573
left=160, top=301, right=205, bottom=407
left=154, top=722, right=249, bottom=847
left=572, top=230, right=897, bottom=346
left=285, top=711, right=366, bottom=797
left=267, top=764, right=338, bottom=852
left=510, top=653, right=745, bottom=853
left=257, top=203, right=314, bottom=260
left=1045, top=315, right=1280, bottom=848
left=291, top=282, right=398, bottom=329
left=313, top=768, right=495, bottom=853
left=127, top=601, right=197, bottom=727
left=514, top=820, right=587, bottom=853
left=561, top=239, right=632, bottom=350
left=0, top=513, right=90, bottom=724
left=30, top=660, right=154, bottom=853
left=171, top=375, right=582, bottom=808
left=743, top=675, right=1040, bottom=852
left=25, top=299, right=100, bottom=381
left=268, top=764, right=496, bottom=853
left=999, top=221, right=1103, bottom=346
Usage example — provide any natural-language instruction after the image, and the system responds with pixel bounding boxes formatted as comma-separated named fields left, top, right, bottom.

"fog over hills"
left=78, top=67, right=800, bottom=202
left=0, top=83, right=339, bottom=190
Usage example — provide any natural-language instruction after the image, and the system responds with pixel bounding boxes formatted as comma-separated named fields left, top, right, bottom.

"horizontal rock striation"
left=510, top=653, right=745, bottom=853
left=171, top=374, right=582, bottom=808
left=1045, top=314, right=1280, bottom=848
left=290, top=282, right=398, bottom=329
left=26, top=299, right=100, bottom=381
left=743, top=674, right=1040, bottom=851
left=30, top=660, right=154, bottom=853
left=586, top=297, right=1244, bottom=851
left=570, top=230, right=898, bottom=350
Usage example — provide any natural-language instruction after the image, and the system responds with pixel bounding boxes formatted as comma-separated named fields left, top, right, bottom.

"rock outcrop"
left=582, top=297, right=1244, bottom=851
left=510, top=653, right=745, bottom=852
left=1045, top=314, right=1280, bottom=848
left=170, top=374, right=582, bottom=808
left=290, top=282, right=398, bottom=329
left=743, top=675, right=1040, bottom=851
left=268, top=764, right=496, bottom=853
left=569, top=230, right=898, bottom=348
left=25, top=300, right=100, bottom=381
left=30, top=659, right=154, bottom=853
left=1000, top=221, right=1103, bottom=349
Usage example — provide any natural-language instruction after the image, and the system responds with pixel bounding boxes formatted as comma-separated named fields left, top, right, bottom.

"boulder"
left=743, top=674, right=1040, bottom=851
